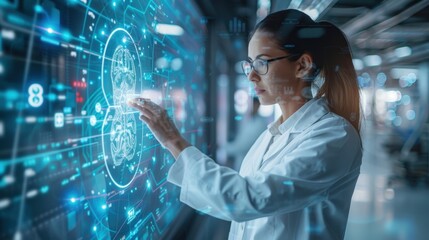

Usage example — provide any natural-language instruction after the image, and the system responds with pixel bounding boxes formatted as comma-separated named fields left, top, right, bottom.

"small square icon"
left=54, top=112, right=64, bottom=128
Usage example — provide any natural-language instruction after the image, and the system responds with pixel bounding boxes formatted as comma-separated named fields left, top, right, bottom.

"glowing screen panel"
left=0, top=0, right=207, bottom=239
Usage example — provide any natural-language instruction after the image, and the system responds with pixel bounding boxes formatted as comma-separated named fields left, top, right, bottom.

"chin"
left=257, top=96, right=276, bottom=106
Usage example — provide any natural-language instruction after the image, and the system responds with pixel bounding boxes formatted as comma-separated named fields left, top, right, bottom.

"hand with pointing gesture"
left=127, top=98, right=190, bottom=159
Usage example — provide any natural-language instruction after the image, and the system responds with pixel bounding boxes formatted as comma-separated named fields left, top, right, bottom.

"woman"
left=129, top=9, right=362, bottom=240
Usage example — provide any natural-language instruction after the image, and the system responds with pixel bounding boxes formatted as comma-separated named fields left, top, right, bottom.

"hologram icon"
left=101, top=28, right=143, bottom=188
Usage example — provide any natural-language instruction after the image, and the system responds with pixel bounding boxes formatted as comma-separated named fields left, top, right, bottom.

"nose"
left=247, top=69, right=260, bottom=82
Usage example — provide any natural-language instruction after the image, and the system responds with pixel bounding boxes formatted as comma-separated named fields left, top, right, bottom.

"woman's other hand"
left=127, top=98, right=190, bottom=159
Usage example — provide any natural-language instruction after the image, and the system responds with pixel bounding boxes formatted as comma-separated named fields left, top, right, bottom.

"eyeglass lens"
left=241, top=59, right=267, bottom=76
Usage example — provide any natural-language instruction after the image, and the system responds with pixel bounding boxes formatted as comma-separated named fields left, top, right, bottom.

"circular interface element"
left=101, top=28, right=143, bottom=188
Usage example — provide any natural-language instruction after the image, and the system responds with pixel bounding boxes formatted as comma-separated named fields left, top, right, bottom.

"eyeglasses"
left=241, top=54, right=298, bottom=76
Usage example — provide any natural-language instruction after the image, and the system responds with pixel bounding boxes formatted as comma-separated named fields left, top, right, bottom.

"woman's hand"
left=127, top=98, right=191, bottom=159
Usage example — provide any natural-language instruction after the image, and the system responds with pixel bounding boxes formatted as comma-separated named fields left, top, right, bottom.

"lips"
left=254, top=87, right=265, bottom=94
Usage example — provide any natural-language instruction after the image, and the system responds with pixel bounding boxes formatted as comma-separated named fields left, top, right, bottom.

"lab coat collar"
left=267, top=97, right=330, bottom=136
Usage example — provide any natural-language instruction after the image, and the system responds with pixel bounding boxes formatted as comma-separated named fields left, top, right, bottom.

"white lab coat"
left=167, top=97, right=362, bottom=239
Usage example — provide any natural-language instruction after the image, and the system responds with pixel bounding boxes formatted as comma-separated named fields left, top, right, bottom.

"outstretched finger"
left=128, top=101, right=155, bottom=120
left=139, top=114, right=151, bottom=124
left=130, top=98, right=162, bottom=116
left=127, top=100, right=143, bottom=112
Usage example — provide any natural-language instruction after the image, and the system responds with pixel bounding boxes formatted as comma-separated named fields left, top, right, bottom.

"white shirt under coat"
left=167, top=97, right=362, bottom=239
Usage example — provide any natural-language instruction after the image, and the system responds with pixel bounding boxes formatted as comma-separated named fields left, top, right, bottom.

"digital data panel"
left=0, top=0, right=207, bottom=239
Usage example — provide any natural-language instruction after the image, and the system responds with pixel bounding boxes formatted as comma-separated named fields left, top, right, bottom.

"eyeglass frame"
left=241, top=54, right=300, bottom=76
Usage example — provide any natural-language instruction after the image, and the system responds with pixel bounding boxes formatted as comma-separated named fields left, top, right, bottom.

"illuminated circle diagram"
left=101, top=28, right=143, bottom=188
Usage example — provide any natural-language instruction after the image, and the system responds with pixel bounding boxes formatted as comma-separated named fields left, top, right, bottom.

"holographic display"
left=101, top=27, right=144, bottom=188
left=0, top=0, right=207, bottom=239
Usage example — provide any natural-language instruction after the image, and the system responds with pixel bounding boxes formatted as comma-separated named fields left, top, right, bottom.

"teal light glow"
left=5, top=89, right=19, bottom=100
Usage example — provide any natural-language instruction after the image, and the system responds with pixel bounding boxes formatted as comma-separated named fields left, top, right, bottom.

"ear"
left=295, top=53, right=313, bottom=79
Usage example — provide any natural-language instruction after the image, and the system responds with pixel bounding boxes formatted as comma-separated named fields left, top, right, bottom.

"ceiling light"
left=363, top=55, right=382, bottom=67
left=289, top=0, right=336, bottom=20
left=303, top=9, right=320, bottom=20
left=390, top=68, right=418, bottom=79
left=352, top=59, right=364, bottom=70
left=394, top=46, right=412, bottom=58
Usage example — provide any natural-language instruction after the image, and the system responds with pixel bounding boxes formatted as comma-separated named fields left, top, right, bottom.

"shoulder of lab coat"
left=167, top=98, right=362, bottom=222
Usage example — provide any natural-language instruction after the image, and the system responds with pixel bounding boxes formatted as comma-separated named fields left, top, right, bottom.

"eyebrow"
left=248, top=54, right=270, bottom=61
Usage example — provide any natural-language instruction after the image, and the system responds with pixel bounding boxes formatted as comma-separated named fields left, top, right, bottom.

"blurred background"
left=190, top=1, right=429, bottom=239
left=1, top=0, right=428, bottom=239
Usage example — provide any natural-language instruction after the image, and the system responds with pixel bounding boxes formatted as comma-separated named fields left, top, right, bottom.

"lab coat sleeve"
left=167, top=119, right=361, bottom=222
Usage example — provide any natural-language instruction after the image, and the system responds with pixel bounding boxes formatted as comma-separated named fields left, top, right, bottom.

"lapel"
left=262, top=132, right=291, bottom=162
left=239, top=131, right=273, bottom=176
left=259, top=98, right=330, bottom=169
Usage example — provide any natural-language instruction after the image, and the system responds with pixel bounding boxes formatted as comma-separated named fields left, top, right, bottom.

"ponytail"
left=316, top=22, right=361, bottom=134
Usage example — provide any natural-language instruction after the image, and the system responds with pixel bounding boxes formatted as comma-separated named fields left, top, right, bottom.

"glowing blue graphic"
left=28, top=83, right=44, bottom=107
left=54, top=112, right=64, bottom=128
left=0, top=0, right=207, bottom=239
left=0, top=0, right=208, bottom=239
left=101, top=28, right=143, bottom=188
left=90, top=115, right=97, bottom=126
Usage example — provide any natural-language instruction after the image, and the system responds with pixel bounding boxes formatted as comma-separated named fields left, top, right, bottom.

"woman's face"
left=247, top=30, right=303, bottom=105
